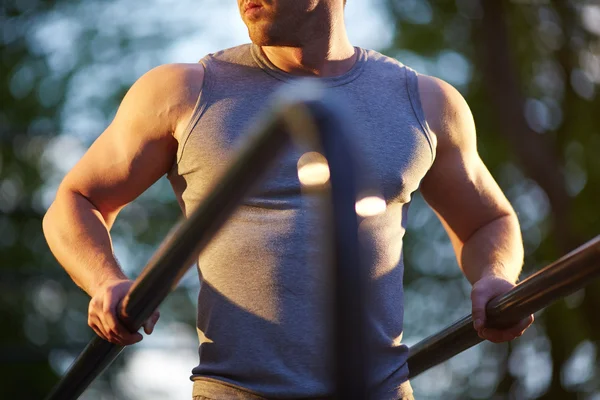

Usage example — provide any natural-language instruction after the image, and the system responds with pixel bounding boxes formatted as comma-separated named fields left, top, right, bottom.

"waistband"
left=192, top=376, right=413, bottom=400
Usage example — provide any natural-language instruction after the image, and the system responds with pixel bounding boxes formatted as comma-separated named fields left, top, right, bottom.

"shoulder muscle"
left=116, top=63, right=205, bottom=141
left=58, top=63, right=204, bottom=225
left=417, top=74, right=476, bottom=154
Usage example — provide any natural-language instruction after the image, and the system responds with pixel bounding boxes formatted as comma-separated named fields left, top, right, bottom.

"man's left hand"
left=471, top=275, right=534, bottom=343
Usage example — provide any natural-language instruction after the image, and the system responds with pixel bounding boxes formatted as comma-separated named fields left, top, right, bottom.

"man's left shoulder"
left=416, top=75, right=469, bottom=116
left=416, top=74, right=476, bottom=148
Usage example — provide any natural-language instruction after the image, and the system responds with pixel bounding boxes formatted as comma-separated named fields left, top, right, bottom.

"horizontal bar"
left=407, top=235, right=600, bottom=378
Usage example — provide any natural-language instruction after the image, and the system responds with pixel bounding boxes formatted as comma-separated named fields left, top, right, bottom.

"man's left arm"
left=417, top=75, right=534, bottom=343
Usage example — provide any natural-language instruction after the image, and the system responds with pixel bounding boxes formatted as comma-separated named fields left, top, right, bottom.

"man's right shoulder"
left=133, top=62, right=205, bottom=103
left=122, top=63, right=206, bottom=140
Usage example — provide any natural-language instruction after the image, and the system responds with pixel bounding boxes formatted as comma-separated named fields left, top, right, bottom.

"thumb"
left=143, top=310, right=160, bottom=335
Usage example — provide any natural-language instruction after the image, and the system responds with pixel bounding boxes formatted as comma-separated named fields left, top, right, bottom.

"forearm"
left=43, top=189, right=128, bottom=297
left=459, top=213, right=524, bottom=284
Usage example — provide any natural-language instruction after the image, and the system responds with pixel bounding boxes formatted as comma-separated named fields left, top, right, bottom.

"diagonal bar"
left=407, top=235, right=600, bottom=379
left=45, top=83, right=368, bottom=400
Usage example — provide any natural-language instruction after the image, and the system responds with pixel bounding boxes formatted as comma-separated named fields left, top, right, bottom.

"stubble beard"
left=246, top=18, right=304, bottom=47
left=244, top=5, right=328, bottom=47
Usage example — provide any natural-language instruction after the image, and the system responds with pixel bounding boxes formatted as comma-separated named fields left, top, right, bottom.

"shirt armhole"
left=176, top=57, right=212, bottom=164
left=404, top=66, right=437, bottom=167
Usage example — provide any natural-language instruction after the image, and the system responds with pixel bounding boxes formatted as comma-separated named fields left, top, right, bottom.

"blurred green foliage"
left=1, top=1, right=195, bottom=398
left=1, top=0, right=599, bottom=399
left=385, top=0, right=600, bottom=398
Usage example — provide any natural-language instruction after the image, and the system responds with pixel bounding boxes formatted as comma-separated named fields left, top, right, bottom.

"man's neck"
left=261, top=27, right=356, bottom=78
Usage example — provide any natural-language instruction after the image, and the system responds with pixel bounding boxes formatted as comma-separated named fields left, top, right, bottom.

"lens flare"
left=355, top=196, right=387, bottom=217
left=297, top=152, right=330, bottom=186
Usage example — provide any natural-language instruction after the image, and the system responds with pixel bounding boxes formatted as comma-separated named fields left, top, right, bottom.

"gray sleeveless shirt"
left=167, top=44, right=436, bottom=399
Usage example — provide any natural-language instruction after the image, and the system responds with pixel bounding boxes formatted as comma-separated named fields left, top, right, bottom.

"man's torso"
left=166, top=43, right=435, bottom=399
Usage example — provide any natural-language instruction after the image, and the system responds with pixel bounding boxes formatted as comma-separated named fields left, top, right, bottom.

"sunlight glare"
left=355, top=196, right=387, bottom=217
left=297, top=152, right=330, bottom=186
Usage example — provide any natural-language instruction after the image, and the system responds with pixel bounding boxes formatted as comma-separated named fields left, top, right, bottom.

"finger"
left=101, top=309, right=143, bottom=345
left=91, top=311, right=131, bottom=345
left=480, top=328, right=517, bottom=343
left=88, top=314, right=111, bottom=342
left=101, top=295, right=143, bottom=345
left=95, top=312, right=127, bottom=345
left=101, top=312, right=143, bottom=345
left=89, top=301, right=110, bottom=340
left=485, top=315, right=534, bottom=339
left=143, top=311, right=160, bottom=335
left=471, top=288, right=489, bottom=331
left=505, top=315, right=534, bottom=337
left=479, top=313, right=535, bottom=343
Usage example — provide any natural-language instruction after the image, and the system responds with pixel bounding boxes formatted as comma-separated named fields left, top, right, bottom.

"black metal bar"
left=45, top=85, right=368, bottom=399
left=44, top=105, right=290, bottom=400
left=407, top=235, right=600, bottom=379
left=300, top=100, right=368, bottom=398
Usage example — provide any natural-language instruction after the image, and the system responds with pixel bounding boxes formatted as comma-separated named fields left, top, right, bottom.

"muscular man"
left=43, top=1, right=534, bottom=399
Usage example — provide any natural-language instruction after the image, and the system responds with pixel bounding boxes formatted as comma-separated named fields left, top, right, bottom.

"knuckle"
left=102, top=299, right=113, bottom=313
left=89, top=298, right=100, bottom=312
left=88, top=311, right=98, bottom=322
left=105, top=316, right=121, bottom=333
left=472, top=282, right=486, bottom=292
left=118, top=334, right=133, bottom=345
left=106, top=332, right=119, bottom=343
left=471, top=290, right=487, bottom=302
left=106, top=318, right=117, bottom=331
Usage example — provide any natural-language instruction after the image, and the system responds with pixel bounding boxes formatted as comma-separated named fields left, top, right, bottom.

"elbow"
left=42, top=187, right=72, bottom=242
left=491, top=208, right=521, bottom=232
left=42, top=201, right=59, bottom=244
left=502, top=209, right=522, bottom=239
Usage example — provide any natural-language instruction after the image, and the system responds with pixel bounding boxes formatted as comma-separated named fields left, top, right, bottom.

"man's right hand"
left=88, top=279, right=160, bottom=346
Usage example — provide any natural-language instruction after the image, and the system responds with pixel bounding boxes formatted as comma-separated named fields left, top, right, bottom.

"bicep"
left=61, top=119, right=177, bottom=226
left=58, top=67, right=182, bottom=226
left=421, top=144, right=512, bottom=243
left=418, top=75, right=514, bottom=243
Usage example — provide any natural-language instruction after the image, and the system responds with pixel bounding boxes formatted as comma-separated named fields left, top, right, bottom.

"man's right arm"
left=43, top=63, right=204, bottom=344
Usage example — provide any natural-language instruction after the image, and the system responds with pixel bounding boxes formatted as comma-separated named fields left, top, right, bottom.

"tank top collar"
left=251, top=43, right=367, bottom=87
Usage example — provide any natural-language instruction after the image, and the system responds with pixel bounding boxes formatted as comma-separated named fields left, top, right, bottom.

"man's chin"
left=248, top=33, right=300, bottom=47
left=248, top=36, right=271, bottom=46
left=246, top=23, right=294, bottom=46
left=247, top=29, right=276, bottom=46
